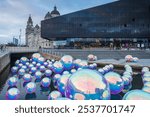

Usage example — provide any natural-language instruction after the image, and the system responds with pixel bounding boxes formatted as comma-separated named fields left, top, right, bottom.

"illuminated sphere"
left=53, top=74, right=61, bottom=88
left=103, top=67, right=109, bottom=74
left=77, top=68, right=82, bottom=71
left=52, top=61, right=64, bottom=74
left=61, top=55, right=73, bottom=70
left=25, top=82, right=36, bottom=94
left=47, top=64, right=53, bottom=70
left=15, top=60, right=20, bottom=66
left=123, top=90, right=150, bottom=100
left=32, top=61, right=36, bottom=66
left=123, top=71, right=132, bottom=76
left=142, top=86, right=150, bottom=93
left=87, top=54, right=97, bottom=61
left=98, top=68, right=105, bottom=75
left=65, top=69, right=110, bottom=100
left=35, top=71, right=42, bottom=79
left=48, top=91, right=62, bottom=100
left=123, top=74, right=133, bottom=82
left=71, top=69, right=76, bottom=74
left=7, top=77, right=18, bottom=87
left=6, top=88, right=20, bottom=100
left=122, top=76, right=130, bottom=86
left=109, top=64, right=114, bottom=71
left=73, top=59, right=82, bottom=69
left=36, top=63, right=41, bottom=69
left=41, top=77, right=51, bottom=87
left=23, top=74, right=32, bottom=82
left=18, top=63, right=23, bottom=69
left=63, top=71, right=70, bottom=75
left=93, top=63, right=97, bottom=69
left=45, top=70, right=52, bottom=77
left=20, top=57, right=28, bottom=65
left=133, top=57, right=139, bottom=62
left=18, top=69, right=25, bottom=76
left=30, top=67, right=37, bottom=74
left=57, top=74, right=71, bottom=96
left=78, top=60, right=88, bottom=69
left=44, top=62, right=48, bottom=67
left=124, top=64, right=131, bottom=68
left=21, top=65, right=28, bottom=72
left=88, top=64, right=95, bottom=70
left=143, top=72, right=150, bottom=78
left=11, top=66, right=18, bottom=74
left=125, top=55, right=133, bottom=62
left=142, top=67, right=149, bottom=74
left=40, top=66, right=46, bottom=72
left=32, top=53, right=41, bottom=62
left=38, top=57, right=45, bottom=65
left=104, top=72, right=124, bottom=94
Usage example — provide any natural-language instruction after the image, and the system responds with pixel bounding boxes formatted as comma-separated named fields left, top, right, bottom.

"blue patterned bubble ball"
left=11, top=66, right=18, bottom=74
left=61, top=55, right=73, bottom=70
left=98, top=68, right=105, bottom=75
left=25, top=82, right=36, bottom=94
left=133, top=57, right=139, bottom=63
left=71, top=69, right=76, bottom=74
left=53, top=74, right=61, bottom=88
left=52, top=61, right=64, bottom=74
left=78, top=60, right=88, bottom=69
left=7, top=77, right=18, bottom=87
left=104, top=71, right=124, bottom=94
left=57, top=74, right=71, bottom=96
left=73, top=59, right=82, bottom=69
left=142, top=67, right=149, bottom=75
left=20, top=57, right=28, bottom=65
left=32, top=53, right=41, bottom=62
left=65, top=69, right=110, bottom=100
left=38, top=57, right=45, bottom=65
left=30, top=67, right=37, bottom=74
left=40, top=66, right=46, bottom=72
left=48, top=91, right=62, bottom=100
left=23, top=74, right=32, bottom=82
left=41, top=77, right=51, bottom=87
left=125, top=55, right=133, bottom=62
left=35, top=71, right=42, bottom=79
left=63, top=71, right=70, bottom=75
left=6, top=88, right=20, bottom=100
left=15, top=60, right=20, bottom=66
left=36, top=63, right=41, bottom=69
left=18, top=69, right=25, bottom=76
left=123, top=90, right=150, bottom=100
left=45, top=69, right=52, bottom=77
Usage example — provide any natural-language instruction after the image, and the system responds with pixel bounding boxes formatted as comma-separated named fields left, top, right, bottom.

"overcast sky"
left=0, top=0, right=116, bottom=44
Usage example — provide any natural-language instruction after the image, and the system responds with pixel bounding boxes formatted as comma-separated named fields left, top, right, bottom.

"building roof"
left=51, top=6, right=60, bottom=15
left=44, top=12, right=52, bottom=19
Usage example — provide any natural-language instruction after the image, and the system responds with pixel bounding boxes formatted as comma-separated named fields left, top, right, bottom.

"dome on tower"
left=35, top=24, right=40, bottom=29
left=51, top=6, right=60, bottom=17
left=44, top=12, right=52, bottom=20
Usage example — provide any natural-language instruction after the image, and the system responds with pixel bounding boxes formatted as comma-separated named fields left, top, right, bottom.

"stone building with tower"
left=25, top=6, right=60, bottom=48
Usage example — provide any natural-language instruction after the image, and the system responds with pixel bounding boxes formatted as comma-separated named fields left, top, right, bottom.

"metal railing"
left=5, top=47, right=39, bottom=53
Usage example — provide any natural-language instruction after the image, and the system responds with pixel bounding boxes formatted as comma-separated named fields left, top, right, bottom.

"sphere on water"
left=23, top=74, right=32, bottom=82
left=88, top=64, right=95, bottom=70
left=32, top=53, right=41, bottom=62
left=25, top=82, right=36, bottom=94
left=78, top=60, right=88, bottom=69
left=73, top=59, right=82, bottom=69
left=53, top=74, right=61, bottom=88
left=57, top=74, right=71, bottom=96
left=41, top=77, right=51, bottom=87
left=61, top=55, right=73, bottom=70
left=21, top=65, right=28, bottom=72
left=142, top=67, right=149, bottom=74
left=123, top=74, right=133, bottom=82
left=143, top=72, right=150, bottom=78
left=123, top=71, right=132, bottom=76
left=18, top=63, right=23, bottom=69
left=35, top=71, right=42, bottom=79
left=30, top=67, right=37, bottom=74
left=11, top=66, right=18, bottom=74
left=20, top=57, right=28, bottom=65
left=122, top=76, right=130, bottom=86
left=133, top=57, right=139, bottom=62
left=52, top=61, right=64, bottom=74
left=123, top=90, right=150, bottom=100
left=109, top=64, right=114, bottom=71
left=7, top=77, right=18, bottom=87
left=48, top=91, right=62, bottom=100
left=6, top=88, right=20, bottom=100
left=65, top=69, right=110, bottom=100
left=40, top=66, right=46, bottom=72
left=104, top=71, right=124, bottom=94
left=28, top=64, right=34, bottom=69
left=15, top=60, right=20, bottom=66
left=63, top=71, right=70, bottom=75
left=87, top=54, right=97, bottom=61
left=98, top=68, right=105, bottom=75
left=71, top=69, right=76, bottom=74
left=38, top=57, right=45, bottom=65
left=45, top=69, right=52, bottom=77
left=125, top=55, right=133, bottom=62
left=103, top=67, right=109, bottom=73
left=18, top=69, right=25, bottom=76
left=44, top=62, right=48, bottom=67
left=36, top=63, right=41, bottom=69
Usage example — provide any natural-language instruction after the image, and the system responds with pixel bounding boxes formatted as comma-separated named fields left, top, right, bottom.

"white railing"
left=5, top=47, right=39, bottom=53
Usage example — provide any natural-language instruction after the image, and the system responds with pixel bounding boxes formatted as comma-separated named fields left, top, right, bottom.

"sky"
left=0, top=0, right=116, bottom=44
